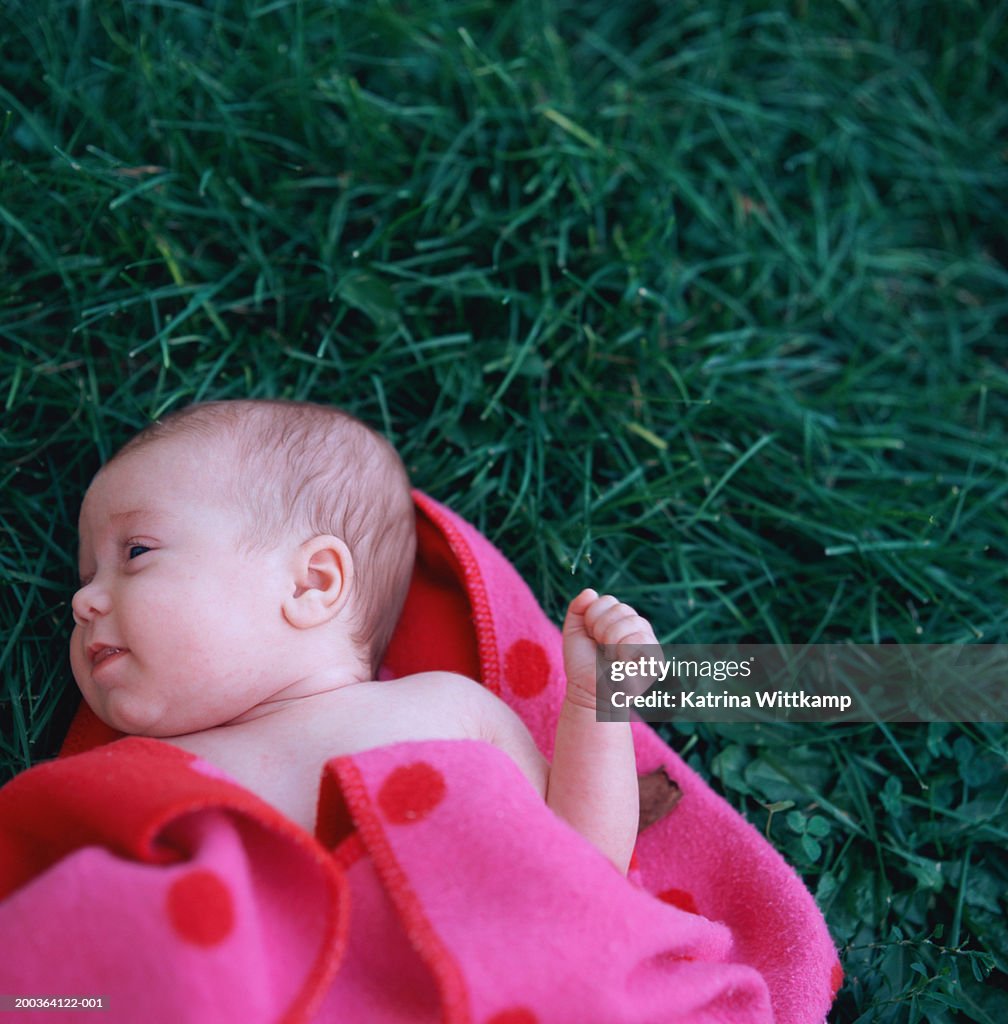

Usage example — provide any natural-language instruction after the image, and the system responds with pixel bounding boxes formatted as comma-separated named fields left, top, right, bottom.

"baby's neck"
left=225, top=664, right=372, bottom=726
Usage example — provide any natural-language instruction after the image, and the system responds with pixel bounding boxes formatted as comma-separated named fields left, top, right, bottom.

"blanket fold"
left=0, top=491, right=841, bottom=1023
left=0, top=739, right=346, bottom=1023
left=320, top=738, right=776, bottom=1023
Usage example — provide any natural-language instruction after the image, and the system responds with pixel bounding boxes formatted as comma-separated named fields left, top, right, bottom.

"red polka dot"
left=486, top=1010, right=539, bottom=1024
left=628, top=850, right=641, bottom=872
left=830, top=961, right=844, bottom=996
left=166, top=870, right=234, bottom=946
left=657, top=887, right=699, bottom=915
left=378, top=762, right=446, bottom=824
left=504, top=639, right=550, bottom=698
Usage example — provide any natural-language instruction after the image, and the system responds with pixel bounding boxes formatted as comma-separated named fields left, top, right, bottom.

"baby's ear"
left=282, top=535, right=354, bottom=629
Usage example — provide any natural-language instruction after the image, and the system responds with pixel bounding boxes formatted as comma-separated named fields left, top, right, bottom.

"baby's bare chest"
left=162, top=681, right=476, bottom=833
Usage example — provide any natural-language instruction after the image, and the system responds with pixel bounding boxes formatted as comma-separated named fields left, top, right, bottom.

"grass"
left=1, top=0, right=1007, bottom=1019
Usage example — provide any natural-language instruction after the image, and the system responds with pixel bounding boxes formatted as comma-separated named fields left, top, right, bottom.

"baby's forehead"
left=81, top=435, right=237, bottom=517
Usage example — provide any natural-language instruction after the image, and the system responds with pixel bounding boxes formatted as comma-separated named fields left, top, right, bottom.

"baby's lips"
left=87, top=642, right=129, bottom=668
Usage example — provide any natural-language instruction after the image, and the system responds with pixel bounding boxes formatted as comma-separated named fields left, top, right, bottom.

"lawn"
left=1, top=0, right=1006, bottom=1020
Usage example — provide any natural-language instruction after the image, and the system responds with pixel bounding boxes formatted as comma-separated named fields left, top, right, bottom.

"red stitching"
left=414, top=492, right=500, bottom=697
left=334, top=756, right=472, bottom=1024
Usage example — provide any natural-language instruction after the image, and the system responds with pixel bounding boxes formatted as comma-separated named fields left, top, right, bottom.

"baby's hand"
left=562, top=589, right=659, bottom=710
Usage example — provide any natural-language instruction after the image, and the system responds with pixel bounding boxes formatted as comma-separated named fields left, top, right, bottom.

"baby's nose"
left=71, top=580, right=111, bottom=625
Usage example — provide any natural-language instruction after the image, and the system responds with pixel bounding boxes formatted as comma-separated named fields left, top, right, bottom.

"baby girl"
left=70, top=399, right=656, bottom=872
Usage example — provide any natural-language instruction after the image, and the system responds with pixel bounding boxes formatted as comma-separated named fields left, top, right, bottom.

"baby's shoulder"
left=386, top=669, right=486, bottom=698
left=376, top=670, right=497, bottom=724
left=384, top=672, right=547, bottom=790
left=371, top=671, right=530, bottom=744
left=385, top=670, right=512, bottom=713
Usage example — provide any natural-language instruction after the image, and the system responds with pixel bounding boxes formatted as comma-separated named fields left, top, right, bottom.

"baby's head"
left=70, top=399, right=416, bottom=737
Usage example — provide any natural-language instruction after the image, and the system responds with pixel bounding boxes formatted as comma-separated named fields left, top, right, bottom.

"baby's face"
left=70, top=437, right=296, bottom=737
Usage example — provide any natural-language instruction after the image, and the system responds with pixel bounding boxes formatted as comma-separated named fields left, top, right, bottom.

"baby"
left=70, top=399, right=656, bottom=872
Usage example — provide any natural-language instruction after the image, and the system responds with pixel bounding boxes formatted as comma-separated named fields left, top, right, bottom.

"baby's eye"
left=127, top=544, right=151, bottom=560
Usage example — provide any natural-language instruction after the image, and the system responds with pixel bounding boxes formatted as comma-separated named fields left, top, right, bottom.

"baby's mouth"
left=89, top=645, right=128, bottom=669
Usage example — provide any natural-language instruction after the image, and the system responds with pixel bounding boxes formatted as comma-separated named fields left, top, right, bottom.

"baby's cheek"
left=137, top=589, right=204, bottom=653
left=68, top=636, right=88, bottom=689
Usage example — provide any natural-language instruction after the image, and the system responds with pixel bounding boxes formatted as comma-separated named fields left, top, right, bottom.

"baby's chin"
left=87, top=690, right=181, bottom=738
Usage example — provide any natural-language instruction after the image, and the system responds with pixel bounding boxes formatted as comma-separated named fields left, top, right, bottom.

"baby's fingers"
left=566, top=587, right=599, bottom=620
left=584, top=595, right=658, bottom=646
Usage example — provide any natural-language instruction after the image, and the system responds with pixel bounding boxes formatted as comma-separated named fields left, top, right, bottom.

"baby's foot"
left=562, top=589, right=659, bottom=709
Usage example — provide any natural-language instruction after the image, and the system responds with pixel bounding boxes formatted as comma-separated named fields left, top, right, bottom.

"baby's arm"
left=468, top=589, right=652, bottom=873
left=545, top=589, right=649, bottom=874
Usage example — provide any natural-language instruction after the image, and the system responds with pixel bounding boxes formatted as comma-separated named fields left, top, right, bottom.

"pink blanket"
left=0, top=492, right=841, bottom=1022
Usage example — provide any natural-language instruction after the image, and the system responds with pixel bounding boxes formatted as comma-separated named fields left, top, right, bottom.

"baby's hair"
left=108, top=399, right=415, bottom=673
